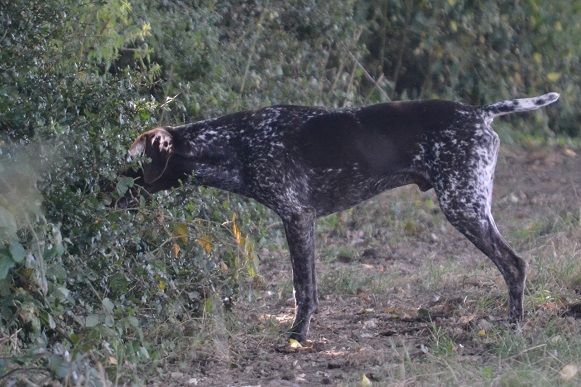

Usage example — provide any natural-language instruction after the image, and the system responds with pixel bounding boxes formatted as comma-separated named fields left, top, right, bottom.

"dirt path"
left=158, top=145, right=581, bottom=386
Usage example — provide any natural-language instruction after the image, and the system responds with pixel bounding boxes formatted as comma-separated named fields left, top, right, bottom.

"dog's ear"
left=128, top=128, right=174, bottom=184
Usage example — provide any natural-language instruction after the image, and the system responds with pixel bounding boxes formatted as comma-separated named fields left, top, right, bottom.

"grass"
left=128, top=144, right=581, bottom=386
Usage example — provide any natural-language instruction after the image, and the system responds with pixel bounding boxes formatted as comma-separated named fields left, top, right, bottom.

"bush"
left=360, top=0, right=579, bottom=135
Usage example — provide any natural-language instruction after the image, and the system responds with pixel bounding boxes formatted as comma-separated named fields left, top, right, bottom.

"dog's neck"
left=171, top=127, right=245, bottom=194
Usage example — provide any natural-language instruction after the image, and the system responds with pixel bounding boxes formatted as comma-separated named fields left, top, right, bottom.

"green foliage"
left=0, top=0, right=578, bottom=383
left=361, top=0, right=579, bottom=135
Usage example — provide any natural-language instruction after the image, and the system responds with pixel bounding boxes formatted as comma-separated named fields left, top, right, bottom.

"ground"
left=151, top=144, right=580, bottom=386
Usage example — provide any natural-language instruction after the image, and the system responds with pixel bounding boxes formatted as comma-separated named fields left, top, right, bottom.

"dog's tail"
left=482, top=92, right=559, bottom=118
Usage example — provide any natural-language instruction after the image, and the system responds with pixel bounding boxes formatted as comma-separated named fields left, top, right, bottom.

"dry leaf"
left=477, top=329, right=486, bottom=337
left=232, top=214, right=244, bottom=246
left=173, top=223, right=188, bottom=244
left=560, top=364, right=578, bottom=381
left=196, top=235, right=213, bottom=254
left=107, top=356, right=118, bottom=365
left=564, top=148, right=577, bottom=157
left=288, top=338, right=302, bottom=348
left=219, top=261, right=229, bottom=273
left=361, top=373, right=372, bottom=386
left=171, top=242, right=180, bottom=257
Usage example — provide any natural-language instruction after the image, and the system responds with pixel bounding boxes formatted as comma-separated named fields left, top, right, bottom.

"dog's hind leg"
left=432, top=132, right=527, bottom=322
left=282, top=209, right=318, bottom=342
left=438, top=206, right=528, bottom=322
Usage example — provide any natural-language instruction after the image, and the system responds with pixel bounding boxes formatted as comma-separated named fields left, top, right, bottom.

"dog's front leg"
left=282, top=210, right=317, bottom=343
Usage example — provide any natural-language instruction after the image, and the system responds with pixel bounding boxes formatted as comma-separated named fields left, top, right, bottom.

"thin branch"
left=349, top=52, right=391, bottom=102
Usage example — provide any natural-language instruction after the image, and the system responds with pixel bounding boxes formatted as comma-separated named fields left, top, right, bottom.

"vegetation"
left=0, top=0, right=578, bottom=384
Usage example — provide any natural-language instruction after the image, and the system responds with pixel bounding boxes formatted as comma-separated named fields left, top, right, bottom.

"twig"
left=349, top=52, right=390, bottom=102
left=392, top=0, right=413, bottom=88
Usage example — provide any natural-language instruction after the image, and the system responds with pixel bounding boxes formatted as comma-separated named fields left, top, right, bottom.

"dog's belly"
left=308, top=169, right=429, bottom=216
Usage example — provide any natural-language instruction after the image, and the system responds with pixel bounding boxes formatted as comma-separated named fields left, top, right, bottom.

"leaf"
left=126, top=316, right=139, bottom=328
left=115, top=176, right=134, bottom=197
left=157, top=280, right=166, bottom=292
left=560, top=364, right=578, bottom=381
left=564, top=148, right=577, bottom=157
left=196, top=235, right=213, bottom=254
left=449, top=21, right=457, bottom=32
left=48, top=355, right=71, bottom=379
left=102, top=297, right=114, bottom=314
left=361, top=373, right=372, bottom=386
left=477, top=329, right=486, bottom=337
left=547, top=72, right=561, bottom=82
left=173, top=223, right=188, bottom=244
left=288, top=338, right=302, bottom=348
left=232, top=213, right=244, bottom=245
left=85, top=314, right=100, bottom=328
left=171, top=242, right=181, bottom=257
left=0, top=251, right=15, bottom=280
left=138, top=346, right=150, bottom=359
left=9, top=240, right=26, bottom=263
left=48, top=313, right=56, bottom=329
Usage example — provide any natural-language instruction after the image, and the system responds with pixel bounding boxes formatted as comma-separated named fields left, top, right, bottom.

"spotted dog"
left=125, top=92, right=559, bottom=343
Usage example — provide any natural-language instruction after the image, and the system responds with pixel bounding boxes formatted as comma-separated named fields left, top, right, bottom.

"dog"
left=124, top=92, right=559, bottom=343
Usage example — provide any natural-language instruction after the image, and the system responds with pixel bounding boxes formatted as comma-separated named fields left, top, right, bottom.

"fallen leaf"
left=560, top=364, right=578, bottom=381
left=171, top=242, right=180, bottom=257
left=564, top=148, right=577, bottom=157
left=477, top=329, right=486, bottom=337
left=107, top=356, right=117, bottom=365
left=288, top=338, right=302, bottom=348
left=361, top=373, right=372, bottom=386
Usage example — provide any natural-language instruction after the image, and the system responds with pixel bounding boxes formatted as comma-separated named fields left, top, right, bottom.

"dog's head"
left=114, top=127, right=192, bottom=208
left=128, top=127, right=175, bottom=185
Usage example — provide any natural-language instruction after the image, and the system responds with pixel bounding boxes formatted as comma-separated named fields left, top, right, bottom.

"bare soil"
left=155, top=145, right=581, bottom=386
